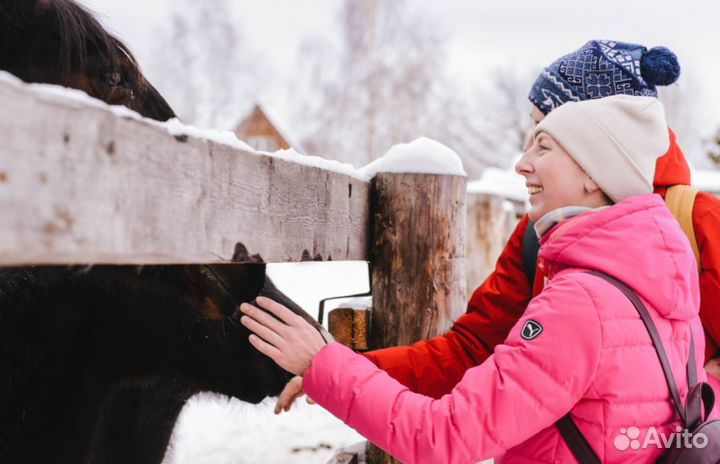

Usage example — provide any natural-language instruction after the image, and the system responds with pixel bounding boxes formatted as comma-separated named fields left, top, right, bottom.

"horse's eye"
left=106, top=71, right=122, bottom=87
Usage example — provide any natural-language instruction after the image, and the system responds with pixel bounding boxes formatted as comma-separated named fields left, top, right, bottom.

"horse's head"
left=182, top=260, right=323, bottom=402
left=0, top=0, right=175, bottom=121
left=196, top=243, right=328, bottom=401
left=144, top=243, right=324, bottom=402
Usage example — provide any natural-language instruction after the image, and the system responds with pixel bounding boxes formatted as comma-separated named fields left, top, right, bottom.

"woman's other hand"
left=274, top=376, right=315, bottom=414
left=239, top=296, right=326, bottom=377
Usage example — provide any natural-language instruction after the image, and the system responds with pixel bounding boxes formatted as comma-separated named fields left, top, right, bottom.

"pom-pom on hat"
left=534, top=95, right=670, bottom=203
left=529, top=40, right=680, bottom=115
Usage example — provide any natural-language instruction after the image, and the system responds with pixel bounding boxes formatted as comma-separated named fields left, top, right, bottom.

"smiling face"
left=515, top=130, right=609, bottom=221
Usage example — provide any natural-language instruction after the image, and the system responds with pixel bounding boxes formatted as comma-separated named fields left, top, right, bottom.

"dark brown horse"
left=0, top=1, right=314, bottom=463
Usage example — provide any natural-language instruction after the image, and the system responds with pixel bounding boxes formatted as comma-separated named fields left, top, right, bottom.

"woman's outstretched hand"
left=274, top=376, right=315, bottom=414
left=239, top=296, right=326, bottom=377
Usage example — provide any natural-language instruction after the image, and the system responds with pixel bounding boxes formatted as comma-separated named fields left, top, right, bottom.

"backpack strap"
left=556, top=415, right=601, bottom=464
left=665, top=185, right=701, bottom=270
left=589, top=271, right=688, bottom=424
left=682, top=335, right=715, bottom=431
left=556, top=270, right=700, bottom=462
left=522, top=220, right=540, bottom=289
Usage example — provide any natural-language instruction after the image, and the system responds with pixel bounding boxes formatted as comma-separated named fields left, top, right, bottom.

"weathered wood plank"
left=0, top=79, right=370, bottom=264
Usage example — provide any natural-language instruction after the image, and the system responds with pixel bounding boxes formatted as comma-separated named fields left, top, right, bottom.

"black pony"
left=0, top=1, right=313, bottom=463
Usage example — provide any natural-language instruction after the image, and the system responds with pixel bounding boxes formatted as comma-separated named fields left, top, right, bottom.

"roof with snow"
left=233, top=103, right=294, bottom=152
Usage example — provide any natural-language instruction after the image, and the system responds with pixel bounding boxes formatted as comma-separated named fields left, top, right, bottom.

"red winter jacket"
left=364, top=129, right=720, bottom=399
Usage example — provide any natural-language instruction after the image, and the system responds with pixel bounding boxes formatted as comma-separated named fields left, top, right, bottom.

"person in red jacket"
left=275, top=39, right=720, bottom=410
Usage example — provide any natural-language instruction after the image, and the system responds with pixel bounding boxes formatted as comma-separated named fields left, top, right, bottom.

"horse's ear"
left=231, top=242, right=265, bottom=264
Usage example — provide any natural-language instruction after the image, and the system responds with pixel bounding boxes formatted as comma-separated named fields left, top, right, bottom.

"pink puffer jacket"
left=303, top=194, right=706, bottom=463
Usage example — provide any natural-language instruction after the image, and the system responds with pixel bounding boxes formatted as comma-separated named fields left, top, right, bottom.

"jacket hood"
left=539, top=194, right=699, bottom=320
left=654, top=128, right=691, bottom=189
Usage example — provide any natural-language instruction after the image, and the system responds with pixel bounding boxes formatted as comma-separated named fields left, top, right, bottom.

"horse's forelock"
left=47, top=0, right=142, bottom=85
left=8, top=0, right=175, bottom=121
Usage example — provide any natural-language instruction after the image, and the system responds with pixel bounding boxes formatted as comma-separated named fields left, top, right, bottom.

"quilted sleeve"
left=305, top=274, right=601, bottom=464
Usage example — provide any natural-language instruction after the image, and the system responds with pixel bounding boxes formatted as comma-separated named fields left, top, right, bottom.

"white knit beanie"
left=534, top=95, right=669, bottom=203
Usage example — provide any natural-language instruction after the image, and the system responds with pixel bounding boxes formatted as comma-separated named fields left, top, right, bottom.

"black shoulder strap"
left=587, top=271, right=689, bottom=423
left=556, top=270, right=699, bottom=463
left=556, top=415, right=601, bottom=464
left=522, top=219, right=540, bottom=289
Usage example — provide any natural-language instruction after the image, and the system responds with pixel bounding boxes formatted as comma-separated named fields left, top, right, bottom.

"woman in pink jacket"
left=239, top=95, right=705, bottom=463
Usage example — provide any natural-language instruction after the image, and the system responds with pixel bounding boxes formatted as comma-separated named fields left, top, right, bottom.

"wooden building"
left=234, top=104, right=292, bottom=152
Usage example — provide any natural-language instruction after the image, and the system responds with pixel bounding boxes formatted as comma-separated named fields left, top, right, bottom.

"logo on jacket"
left=521, top=320, right=543, bottom=340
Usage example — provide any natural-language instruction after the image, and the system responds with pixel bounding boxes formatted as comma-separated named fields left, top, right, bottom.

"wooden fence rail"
left=0, top=77, right=369, bottom=265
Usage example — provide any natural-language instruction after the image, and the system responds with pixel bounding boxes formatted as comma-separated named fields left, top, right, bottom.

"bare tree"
left=147, top=0, right=268, bottom=129
left=294, top=0, right=537, bottom=178
left=465, top=66, right=538, bottom=171
left=296, top=0, right=452, bottom=165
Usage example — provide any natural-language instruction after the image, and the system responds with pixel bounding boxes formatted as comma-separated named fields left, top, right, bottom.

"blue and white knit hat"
left=529, top=40, right=680, bottom=115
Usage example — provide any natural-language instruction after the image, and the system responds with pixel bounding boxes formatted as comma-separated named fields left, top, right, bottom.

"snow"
left=270, top=148, right=365, bottom=180
left=0, top=70, right=22, bottom=86
left=327, top=441, right=368, bottom=464
left=164, top=118, right=255, bottom=151
left=1, top=72, right=360, bottom=179
left=359, top=137, right=467, bottom=179
left=163, top=394, right=364, bottom=464
left=467, top=162, right=528, bottom=203
left=502, top=200, right=517, bottom=214
left=2, top=74, right=475, bottom=184
left=332, top=296, right=372, bottom=310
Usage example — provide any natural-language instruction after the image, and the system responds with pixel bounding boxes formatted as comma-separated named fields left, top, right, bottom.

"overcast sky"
left=80, top=0, right=720, bottom=153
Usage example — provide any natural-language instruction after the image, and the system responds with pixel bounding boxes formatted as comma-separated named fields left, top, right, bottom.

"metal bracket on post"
left=317, top=264, right=373, bottom=325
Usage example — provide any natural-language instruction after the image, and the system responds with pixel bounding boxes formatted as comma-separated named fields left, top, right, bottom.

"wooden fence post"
left=465, top=193, right=523, bottom=298
left=366, top=172, right=466, bottom=464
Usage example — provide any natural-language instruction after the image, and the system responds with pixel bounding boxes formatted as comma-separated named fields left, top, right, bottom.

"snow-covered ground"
left=164, top=394, right=364, bottom=464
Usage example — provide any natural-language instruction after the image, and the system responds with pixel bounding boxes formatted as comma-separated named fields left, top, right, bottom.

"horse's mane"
left=47, top=0, right=142, bottom=83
